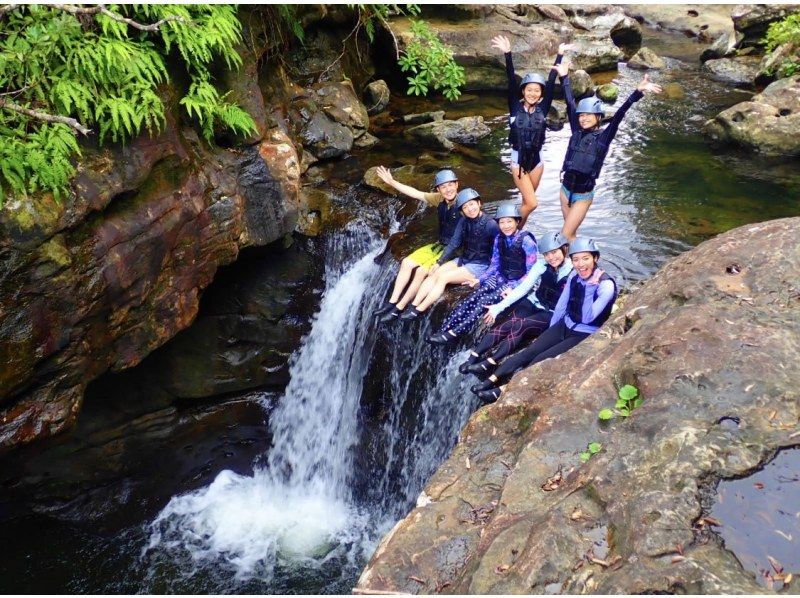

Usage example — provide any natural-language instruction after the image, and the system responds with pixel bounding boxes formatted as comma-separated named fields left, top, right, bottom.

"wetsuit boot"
left=470, top=379, right=497, bottom=395
left=464, top=358, right=496, bottom=376
left=427, top=330, right=458, bottom=345
left=458, top=352, right=482, bottom=374
left=378, top=307, right=401, bottom=323
left=374, top=301, right=397, bottom=317
left=477, top=387, right=502, bottom=404
left=399, top=306, right=422, bottom=321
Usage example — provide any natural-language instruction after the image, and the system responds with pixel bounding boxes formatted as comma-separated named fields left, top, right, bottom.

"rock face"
left=405, top=116, right=491, bottom=151
left=357, top=217, right=800, bottom=594
left=701, top=56, right=761, bottom=87
left=703, top=74, right=800, bottom=155
left=732, top=4, right=799, bottom=47
left=0, top=119, right=301, bottom=450
left=627, top=46, right=666, bottom=70
left=624, top=5, right=734, bottom=40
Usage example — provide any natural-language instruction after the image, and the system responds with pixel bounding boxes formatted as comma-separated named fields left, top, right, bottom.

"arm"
left=437, top=218, right=465, bottom=264
left=560, top=74, right=580, bottom=132
left=549, top=272, right=575, bottom=326
left=478, top=237, right=502, bottom=286
left=486, top=259, right=545, bottom=318
left=585, top=279, right=616, bottom=322
left=599, top=89, right=643, bottom=144
left=375, top=166, right=439, bottom=206
left=540, top=47, right=568, bottom=116
left=505, top=52, right=517, bottom=115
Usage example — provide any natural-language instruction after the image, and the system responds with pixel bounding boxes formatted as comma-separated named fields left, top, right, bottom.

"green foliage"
left=763, top=12, right=800, bottom=78
left=0, top=4, right=256, bottom=204
left=350, top=4, right=420, bottom=43
left=398, top=19, right=466, bottom=101
left=598, top=384, right=643, bottom=421
left=579, top=441, right=603, bottom=462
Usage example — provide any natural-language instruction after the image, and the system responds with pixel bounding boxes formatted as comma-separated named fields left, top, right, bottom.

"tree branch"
left=0, top=99, right=91, bottom=136
left=43, top=4, right=188, bottom=31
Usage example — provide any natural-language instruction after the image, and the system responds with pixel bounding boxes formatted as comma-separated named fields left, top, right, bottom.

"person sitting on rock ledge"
left=471, top=237, right=617, bottom=404
left=492, top=35, right=573, bottom=227
left=460, top=231, right=573, bottom=375
left=555, top=59, right=663, bottom=241
left=399, top=188, right=500, bottom=321
left=427, top=202, right=537, bottom=345
left=374, top=167, right=463, bottom=323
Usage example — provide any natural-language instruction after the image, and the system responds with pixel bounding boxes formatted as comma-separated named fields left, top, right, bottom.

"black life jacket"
left=461, top=214, right=499, bottom=265
left=566, top=271, right=617, bottom=328
left=437, top=201, right=461, bottom=245
left=562, top=129, right=607, bottom=192
left=535, top=263, right=570, bottom=311
left=498, top=231, right=534, bottom=282
left=514, top=104, right=546, bottom=173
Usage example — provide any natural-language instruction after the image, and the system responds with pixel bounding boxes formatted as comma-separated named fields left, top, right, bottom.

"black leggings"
left=494, top=320, right=590, bottom=383
left=473, top=301, right=552, bottom=361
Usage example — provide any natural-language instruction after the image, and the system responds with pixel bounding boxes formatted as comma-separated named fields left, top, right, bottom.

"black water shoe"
left=470, top=379, right=496, bottom=395
left=378, top=307, right=401, bottom=323
left=464, top=359, right=495, bottom=375
left=427, top=331, right=457, bottom=345
left=399, top=307, right=422, bottom=321
left=477, top=387, right=502, bottom=404
left=374, top=302, right=397, bottom=317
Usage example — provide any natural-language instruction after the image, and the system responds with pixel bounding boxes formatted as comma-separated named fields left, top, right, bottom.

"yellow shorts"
left=406, top=242, right=445, bottom=270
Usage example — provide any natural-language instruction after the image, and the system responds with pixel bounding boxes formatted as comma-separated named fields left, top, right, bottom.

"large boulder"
left=703, top=74, right=800, bottom=155
left=700, top=27, right=744, bottom=63
left=313, top=80, right=370, bottom=139
left=627, top=46, right=667, bottom=70
left=356, top=217, right=800, bottom=594
left=732, top=4, right=800, bottom=48
left=701, top=56, right=762, bottom=88
left=597, top=83, right=619, bottom=103
left=569, top=35, right=625, bottom=73
left=299, top=110, right=354, bottom=160
left=569, top=69, right=596, bottom=99
left=364, top=79, right=391, bottom=115
left=610, top=16, right=643, bottom=56
left=405, top=116, right=491, bottom=151
left=624, top=5, right=734, bottom=40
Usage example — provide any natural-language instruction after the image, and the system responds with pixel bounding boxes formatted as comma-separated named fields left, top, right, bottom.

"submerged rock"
left=405, top=116, right=491, bottom=151
left=357, top=217, right=800, bottom=594
left=403, top=111, right=445, bottom=125
left=703, top=74, right=800, bottom=156
left=702, top=56, right=761, bottom=88
left=627, top=46, right=666, bottom=70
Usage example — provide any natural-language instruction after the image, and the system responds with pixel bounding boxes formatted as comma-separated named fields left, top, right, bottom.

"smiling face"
left=578, top=112, right=601, bottom=130
left=543, top=247, right=566, bottom=269
left=460, top=199, right=481, bottom=219
left=437, top=180, right=459, bottom=202
left=497, top=217, right=518, bottom=236
left=571, top=251, right=598, bottom=279
left=522, top=83, right=543, bottom=106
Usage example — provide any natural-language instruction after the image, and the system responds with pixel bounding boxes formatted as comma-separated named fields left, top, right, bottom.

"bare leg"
left=396, top=267, right=428, bottom=309
left=389, top=257, right=418, bottom=303
left=411, top=261, right=458, bottom=307
left=559, top=188, right=570, bottom=222
left=561, top=197, right=594, bottom=242
left=416, top=266, right=476, bottom=312
left=512, top=164, right=539, bottom=226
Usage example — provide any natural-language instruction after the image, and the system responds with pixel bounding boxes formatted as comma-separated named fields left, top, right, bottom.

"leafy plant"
left=598, top=384, right=643, bottom=421
left=0, top=4, right=256, bottom=204
left=763, top=12, right=800, bottom=78
left=579, top=441, right=603, bottom=462
left=398, top=19, right=466, bottom=101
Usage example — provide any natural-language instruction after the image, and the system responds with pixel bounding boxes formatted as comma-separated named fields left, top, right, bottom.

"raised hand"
left=551, top=59, right=571, bottom=78
left=558, top=42, right=575, bottom=55
left=491, top=35, right=511, bottom=54
left=375, top=165, right=395, bottom=185
left=637, top=73, right=663, bottom=94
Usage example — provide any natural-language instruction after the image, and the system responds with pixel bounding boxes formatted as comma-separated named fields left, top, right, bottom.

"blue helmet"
left=538, top=231, right=569, bottom=254
left=569, top=237, right=600, bottom=256
left=493, top=202, right=521, bottom=221
left=433, top=169, right=458, bottom=188
left=576, top=97, right=604, bottom=115
left=455, top=188, right=481, bottom=210
left=520, top=73, right=546, bottom=91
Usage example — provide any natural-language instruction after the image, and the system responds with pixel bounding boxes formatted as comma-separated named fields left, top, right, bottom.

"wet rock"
left=627, top=46, right=667, bottom=70
left=313, top=80, right=370, bottom=138
left=300, top=110, right=354, bottom=160
left=732, top=4, right=799, bottom=48
left=700, top=28, right=744, bottom=63
left=702, top=56, right=761, bottom=88
left=363, top=165, right=432, bottom=195
left=758, top=41, right=800, bottom=83
left=357, top=217, right=800, bottom=595
left=569, top=69, right=596, bottom=99
left=624, top=5, right=734, bottom=40
left=703, top=74, right=800, bottom=155
left=405, top=116, right=491, bottom=151
left=365, top=80, right=390, bottom=115
left=547, top=101, right=568, bottom=129
left=219, top=43, right=267, bottom=145
left=403, top=111, right=445, bottom=125
left=610, top=16, right=643, bottom=56
left=534, top=4, right=568, bottom=23
left=597, top=83, right=619, bottom=103
left=570, top=36, right=625, bottom=73
left=353, top=132, right=380, bottom=149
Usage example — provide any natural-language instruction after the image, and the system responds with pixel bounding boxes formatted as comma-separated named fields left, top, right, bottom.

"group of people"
left=372, top=38, right=662, bottom=404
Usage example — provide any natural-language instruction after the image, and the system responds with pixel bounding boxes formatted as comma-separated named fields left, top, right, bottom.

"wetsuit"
left=436, top=212, right=500, bottom=277
left=560, top=76, right=644, bottom=205
left=490, top=267, right=617, bottom=383
left=436, top=230, right=537, bottom=337
left=472, top=258, right=573, bottom=361
left=507, top=53, right=562, bottom=174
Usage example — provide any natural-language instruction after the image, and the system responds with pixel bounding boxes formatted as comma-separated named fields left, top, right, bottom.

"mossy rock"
left=597, top=83, right=619, bottom=103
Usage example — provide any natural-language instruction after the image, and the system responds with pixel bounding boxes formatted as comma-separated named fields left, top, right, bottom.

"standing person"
left=470, top=238, right=617, bottom=404
left=459, top=231, right=573, bottom=374
left=399, top=188, right=500, bottom=321
left=491, top=35, right=573, bottom=225
left=554, top=59, right=662, bottom=240
left=373, top=167, right=462, bottom=323
left=427, top=203, right=537, bottom=344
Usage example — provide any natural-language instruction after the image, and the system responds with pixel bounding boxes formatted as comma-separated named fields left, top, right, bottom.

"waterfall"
left=143, top=217, right=481, bottom=592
